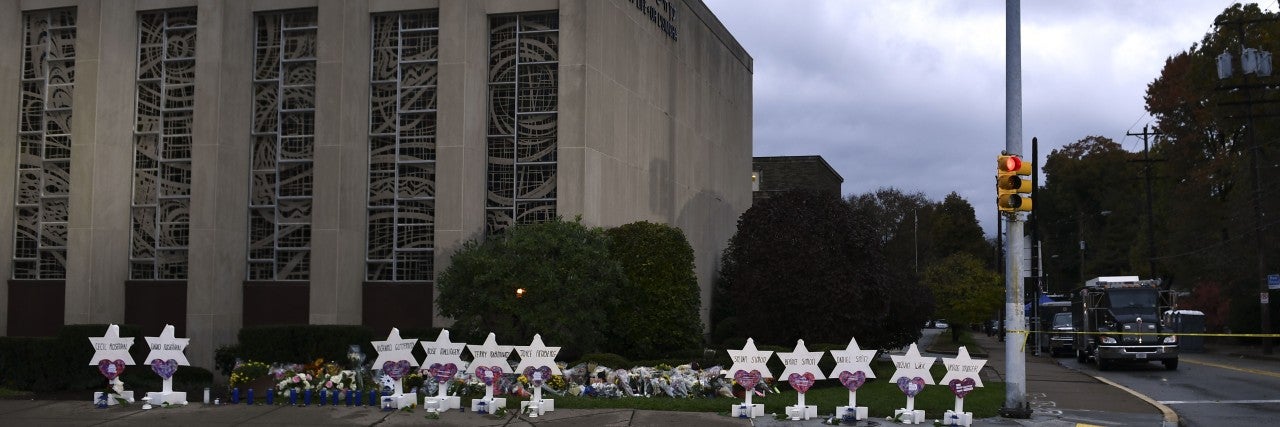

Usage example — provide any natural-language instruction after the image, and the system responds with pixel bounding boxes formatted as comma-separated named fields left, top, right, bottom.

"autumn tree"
left=718, top=190, right=932, bottom=349
left=1144, top=3, right=1280, bottom=332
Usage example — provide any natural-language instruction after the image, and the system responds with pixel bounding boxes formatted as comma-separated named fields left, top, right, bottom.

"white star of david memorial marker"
left=143, top=324, right=190, bottom=366
left=889, top=343, right=936, bottom=385
left=939, top=347, right=986, bottom=388
left=420, top=329, right=468, bottom=373
left=724, top=338, right=774, bottom=379
left=419, top=329, right=468, bottom=411
left=89, top=324, right=136, bottom=365
left=724, top=337, right=773, bottom=416
left=829, top=337, right=877, bottom=380
left=466, top=332, right=515, bottom=408
left=466, top=332, right=514, bottom=373
left=777, top=339, right=825, bottom=419
left=371, top=328, right=420, bottom=368
left=778, top=339, right=825, bottom=379
left=890, top=343, right=936, bottom=422
left=515, top=334, right=561, bottom=415
left=829, top=337, right=878, bottom=419
left=514, top=334, right=561, bottom=375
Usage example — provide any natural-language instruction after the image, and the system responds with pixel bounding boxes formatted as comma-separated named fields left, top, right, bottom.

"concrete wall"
left=559, top=0, right=753, bottom=329
left=0, top=0, right=751, bottom=369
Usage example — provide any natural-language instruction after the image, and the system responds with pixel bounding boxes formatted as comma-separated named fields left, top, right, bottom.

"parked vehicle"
left=1047, top=312, right=1074, bottom=357
left=1071, top=276, right=1178, bottom=370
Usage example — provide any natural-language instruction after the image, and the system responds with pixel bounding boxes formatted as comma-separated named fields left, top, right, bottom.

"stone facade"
left=0, top=0, right=751, bottom=369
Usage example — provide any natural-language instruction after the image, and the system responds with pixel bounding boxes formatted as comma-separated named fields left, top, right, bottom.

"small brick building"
left=751, top=156, right=844, bottom=203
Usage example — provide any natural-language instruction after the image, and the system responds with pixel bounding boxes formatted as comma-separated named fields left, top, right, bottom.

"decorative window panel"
left=13, top=8, right=77, bottom=280
left=248, top=9, right=316, bottom=281
left=366, top=10, right=438, bottom=282
left=485, top=12, right=558, bottom=234
left=131, top=8, right=196, bottom=280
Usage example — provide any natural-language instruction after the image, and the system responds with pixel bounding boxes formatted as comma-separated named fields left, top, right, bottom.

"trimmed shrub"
left=605, top=221, right=704, bottom=360
left=0, top=324, right=211, bottom=394
left=437, top=218, right=626, bottom=360
left=235, top=325, right=376, bottom=366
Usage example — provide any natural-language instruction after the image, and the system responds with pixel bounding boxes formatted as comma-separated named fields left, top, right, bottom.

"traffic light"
left=997, top=154, right=1033, bottom=212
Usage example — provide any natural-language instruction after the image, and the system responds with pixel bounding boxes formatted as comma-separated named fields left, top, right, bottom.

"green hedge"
left=0, top=324, right=211, bottom=394
left=235, top=325, right=378, bottom=367
left=605, top=221, right=704, bottom=360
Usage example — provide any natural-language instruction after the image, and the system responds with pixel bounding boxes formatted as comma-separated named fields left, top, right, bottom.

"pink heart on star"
left=839, top=370, right=866, bottom=392
left=427, top=363, right=458, bottom=383
left=788, top=372, right=816, bottom=394
left=475, top=365, right=504, bottom=386
left=98, top=359, right=126, bottom=380
left=151, top=358, right=178, bottom=380
left=733, top=369, right=762, bottom=390
left=896, top=376, right=926, bottom=397
left=949, top=378, right=976, bottom=398
left=382, top=360, right=411, bottom=380
left=523, top=366, right=552, bottom=387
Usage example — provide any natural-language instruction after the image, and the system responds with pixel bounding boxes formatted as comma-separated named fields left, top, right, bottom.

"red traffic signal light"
left=997, top=155, right=1033, bottom=212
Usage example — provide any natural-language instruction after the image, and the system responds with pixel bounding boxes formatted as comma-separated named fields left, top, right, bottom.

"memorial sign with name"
left=466, top=332, right=514, bottom=413
left=514, top=334, right=560, bottom=416
left=829, top=337, right=877, bottom=421
left=889, top=343, right=935, bottom=424
left=939, top=346, right=987, bottom=427
left=89, top=324, right=136, bottom=406
left=777, top=339, right=824, bottom=420
left=420, top=329, right=468, bottom=382
left=725, top=338, right=773, bottom=418
left=142, top=324, right=190, bottom=405
left=370, top=328, right=419, bottom=408
left=89, top=324, right=136, bottom=367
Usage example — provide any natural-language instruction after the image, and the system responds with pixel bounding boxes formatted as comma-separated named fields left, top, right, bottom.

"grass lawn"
left=548, top=381, right=1004, bottom=419
left=0, top=387, right=35, bottom=399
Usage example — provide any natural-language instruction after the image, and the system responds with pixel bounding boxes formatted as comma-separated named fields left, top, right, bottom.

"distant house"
left=752, top=156, right=844, bottom=203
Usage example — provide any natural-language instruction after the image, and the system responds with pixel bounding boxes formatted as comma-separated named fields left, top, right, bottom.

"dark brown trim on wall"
left=242, top=281, right=309, bottom=326
left=124, top=280, right=187, bottom=337
left=362, top=281, right=432, bottom=333
left=7, top=280, right=65, bottom=337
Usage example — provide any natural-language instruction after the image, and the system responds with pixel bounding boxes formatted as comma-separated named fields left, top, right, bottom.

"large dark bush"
left=605, top=221, right=704, bottom=359
left=235, top=325, right=376, bottom=365
left=718, top=190, right=931, bottom=349
left=437, top=218, right=626, bottom=359
left=0, top=324, right=211, bottom=393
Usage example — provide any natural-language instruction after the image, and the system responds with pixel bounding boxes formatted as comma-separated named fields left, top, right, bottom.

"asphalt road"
left=1057, top=351, right=1280, bottom=426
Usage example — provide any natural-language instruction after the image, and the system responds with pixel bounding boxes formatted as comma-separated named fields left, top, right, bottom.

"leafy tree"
left=436, top=218, right=625, bottom=358
left=920, top=253, right=1001, bottom=342
left=929, top=192, right=992, bottom=267
left=849, top=188, right=933, bottom=285
left=1144, top=3, right=1280, bottom=315
left=719, top=190, right=932, bottom=349
left=1037, top=136, right=1143, bottom=291
left=606, top=221, right=704, bottom=359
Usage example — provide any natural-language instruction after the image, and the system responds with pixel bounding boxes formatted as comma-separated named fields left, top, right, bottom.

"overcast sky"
left=702, top=0, right=1263, bottom=236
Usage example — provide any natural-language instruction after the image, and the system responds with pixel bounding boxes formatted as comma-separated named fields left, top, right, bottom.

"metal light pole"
left=1001, top=0, right=1029, bottom=417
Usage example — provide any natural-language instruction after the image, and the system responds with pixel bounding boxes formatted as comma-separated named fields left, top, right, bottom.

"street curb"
left=1225, top=352, right=1280, bottom=363
left=1086, top=374, right=1178, bottom=427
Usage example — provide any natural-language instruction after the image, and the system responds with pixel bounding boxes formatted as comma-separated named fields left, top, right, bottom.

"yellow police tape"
left=1006, top=329, right=1280, bottom=338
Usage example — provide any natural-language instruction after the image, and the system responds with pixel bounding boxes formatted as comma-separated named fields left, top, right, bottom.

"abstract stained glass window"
left=248, top=10, right=316, bottom=281
left=13, top=9, right=76, bottom=280
left=131, top=9, right=196, bottom=280
left=485, top=12, right=559, bottom=234
left=366, top=10, right=438, bottom=282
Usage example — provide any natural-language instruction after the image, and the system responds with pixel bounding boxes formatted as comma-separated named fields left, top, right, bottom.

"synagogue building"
left=0, top=0, right=752, bottom=367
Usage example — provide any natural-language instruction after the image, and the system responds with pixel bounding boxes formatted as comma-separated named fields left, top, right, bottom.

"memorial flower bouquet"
left=319, top=370, right=356, bottom=391
left=229, top=361, right=270, bottom=388
left=276, top=371, right=315, bottom=394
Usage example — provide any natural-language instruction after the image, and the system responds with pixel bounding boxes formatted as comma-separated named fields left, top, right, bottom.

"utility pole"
left=1215, top=15, right=1275, bottom=355
left=1001, top=0, right=1030, bottom=418
left=1126, top=125, right=1163, bottom=277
